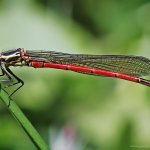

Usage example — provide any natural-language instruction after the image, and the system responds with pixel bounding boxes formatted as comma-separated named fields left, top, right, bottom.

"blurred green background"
left=0, top=0, right=150, bottom=150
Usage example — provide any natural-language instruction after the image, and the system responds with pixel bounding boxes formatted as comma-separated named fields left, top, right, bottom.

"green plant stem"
left=0, top=86, right=49, bottom=150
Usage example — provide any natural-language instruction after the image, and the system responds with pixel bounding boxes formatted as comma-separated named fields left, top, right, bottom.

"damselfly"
left=0, top=48, right=150, bottom=99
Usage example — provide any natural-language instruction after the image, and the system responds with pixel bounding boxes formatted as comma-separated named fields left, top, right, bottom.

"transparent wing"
left=26, top=50, right=150, bottom=77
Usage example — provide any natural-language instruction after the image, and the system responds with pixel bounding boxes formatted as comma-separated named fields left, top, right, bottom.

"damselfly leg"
left=0, top=64, right=24, bottom=106
left=0, top=64, right=12, bottom=82
left=4, top=66, right=24, bottom=98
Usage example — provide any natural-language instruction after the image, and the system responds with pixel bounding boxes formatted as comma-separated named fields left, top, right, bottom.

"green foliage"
left=0, top=86, right=49, bottom=150
left=0, top=0, right=150, bottom=150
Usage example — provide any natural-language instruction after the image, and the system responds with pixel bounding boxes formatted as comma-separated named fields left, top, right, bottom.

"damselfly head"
left=0, top=49, right=21, bottom=65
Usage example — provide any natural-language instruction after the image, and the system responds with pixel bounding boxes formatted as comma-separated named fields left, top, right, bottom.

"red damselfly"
left=0, top=48, right=150, bottom=99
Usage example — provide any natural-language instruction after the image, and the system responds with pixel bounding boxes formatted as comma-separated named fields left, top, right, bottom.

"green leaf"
left=0, top=85, right=49, bottom=150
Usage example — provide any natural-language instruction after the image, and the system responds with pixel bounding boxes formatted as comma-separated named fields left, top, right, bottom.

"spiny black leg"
left=5, top=67, right=24, bottom=106
left=0, top=66, right=13, bottom=82
left=0, top=65, right=5, bottom=76
left=0, top=65, right=11, bottom=97
left=5, top=67, right=24, bottom=95
left=0, top=65, right=12, bottom=82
